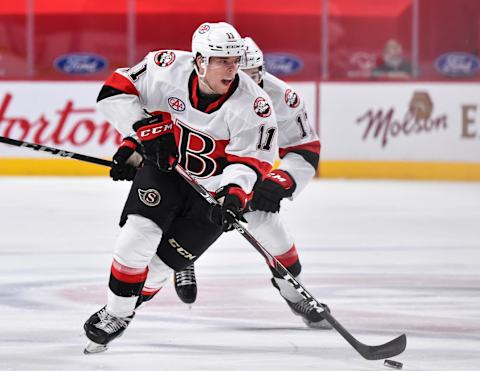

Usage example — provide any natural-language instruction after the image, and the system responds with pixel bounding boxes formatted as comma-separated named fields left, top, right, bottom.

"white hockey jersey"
left=261, top=72, right=320, bottom=198
left=97, top=50, right=278, bottom=195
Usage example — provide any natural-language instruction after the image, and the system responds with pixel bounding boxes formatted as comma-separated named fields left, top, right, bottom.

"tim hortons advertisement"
left=320, top=83, right=480, bottom=162
left=0, top=82, right=317, bottom=159
left=0, top=82, right=122, bottom=158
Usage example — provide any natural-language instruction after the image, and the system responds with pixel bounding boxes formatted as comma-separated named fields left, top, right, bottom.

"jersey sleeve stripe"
left=226, top=153, right=273, bottom=178
left=103, top=72, right=140, bottom=97
left=279, top=140, right=320, bottom=170
left=280, top=140, right=320, bottom=157
left=97, top=85, right=125, bottom=102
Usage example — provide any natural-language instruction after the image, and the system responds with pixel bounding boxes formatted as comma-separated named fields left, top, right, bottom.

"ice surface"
left=0, top=177, right=479, bottom=371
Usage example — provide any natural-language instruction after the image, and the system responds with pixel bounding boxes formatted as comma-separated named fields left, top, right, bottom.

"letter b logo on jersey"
left=176, top=120, right=217, bottom=178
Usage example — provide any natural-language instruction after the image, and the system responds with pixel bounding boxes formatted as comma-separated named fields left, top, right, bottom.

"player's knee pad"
left=143, top=254, right=173, bottom=289
left=245, top=211, right=294, bottom=255
left=114, top=214, right=163, bottom=268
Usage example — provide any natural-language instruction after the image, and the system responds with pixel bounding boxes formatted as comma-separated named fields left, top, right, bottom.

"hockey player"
left=83, top=22, right=278, bottom=353
left=140, top=37, right=332, bottom=329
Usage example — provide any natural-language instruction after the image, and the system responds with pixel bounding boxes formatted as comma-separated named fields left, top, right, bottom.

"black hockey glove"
left=210, top=185, right=248, bottom=232
left=133, top=115, right=178, bottom=172
left=110, top=137, right=143, bottom=181
left=250, top=170, right=296, bottom=213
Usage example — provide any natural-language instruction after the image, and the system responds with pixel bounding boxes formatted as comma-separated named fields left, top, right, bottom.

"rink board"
left=1, top=81, right=479, bottom=180
left=319, top=160, right=480, bottom=181
left=319, top=82, right=480, bottom=180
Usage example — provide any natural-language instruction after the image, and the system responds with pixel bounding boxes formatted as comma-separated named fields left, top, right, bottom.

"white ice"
left=0, top=177, right=479, bottom=371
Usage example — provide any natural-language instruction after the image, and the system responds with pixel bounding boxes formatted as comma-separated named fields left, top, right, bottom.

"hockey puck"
left=384, top=359, right=403, bottom=369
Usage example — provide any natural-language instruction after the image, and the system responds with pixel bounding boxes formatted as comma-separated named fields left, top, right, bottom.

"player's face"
left=242, top=67, right=262, bottom=84
left=204, top=56, right=240, bottom=94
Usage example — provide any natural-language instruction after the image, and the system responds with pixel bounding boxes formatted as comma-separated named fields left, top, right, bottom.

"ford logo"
left=54, top=53, right=108, bottom=75
left=435, top=52, right=480, bottom=77
left=264, top=53, right=303, bottom=76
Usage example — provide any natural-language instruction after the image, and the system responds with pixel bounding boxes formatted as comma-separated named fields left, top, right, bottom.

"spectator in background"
left=372, top=38, right=412, bottom=79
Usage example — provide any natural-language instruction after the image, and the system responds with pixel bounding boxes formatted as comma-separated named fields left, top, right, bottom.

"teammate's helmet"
left=241, top=37, right=264, bottom=83
left=191, top=22, right=245, bottom=66
left=242, top=37, right=264, bottom=69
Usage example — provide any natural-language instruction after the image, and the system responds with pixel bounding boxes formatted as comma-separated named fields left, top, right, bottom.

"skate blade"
left=84, top=341, right=108, bottom=354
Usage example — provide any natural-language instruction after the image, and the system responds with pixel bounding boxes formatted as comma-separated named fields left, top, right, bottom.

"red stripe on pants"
left=141, top=286, right=161, bottom=296
left=111, top=259, right=148, bottom=284
left=268, top=244, right=299, bottom=268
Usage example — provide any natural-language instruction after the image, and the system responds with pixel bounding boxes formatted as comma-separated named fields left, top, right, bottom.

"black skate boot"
left=271, top=278, right=332, bottom=329
left=83, top=306, right=134, bottom=354
left=174, top=264, right=197, bottom=304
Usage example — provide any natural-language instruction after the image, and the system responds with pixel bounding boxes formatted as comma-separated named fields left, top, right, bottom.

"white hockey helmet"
left=191, top=22, right=246, bottom=67
left=241, top=37, right=264, bottom=83
left=242, top=37, right=264, bottom=69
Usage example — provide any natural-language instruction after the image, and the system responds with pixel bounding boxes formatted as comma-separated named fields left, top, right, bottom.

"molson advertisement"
left=320, top=83, right=480, bottom=180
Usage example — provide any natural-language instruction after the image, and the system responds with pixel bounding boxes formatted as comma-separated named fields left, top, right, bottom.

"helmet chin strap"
left=194, top=58, right=218, bottom=95
left=198, top=75, right=218, bottom=95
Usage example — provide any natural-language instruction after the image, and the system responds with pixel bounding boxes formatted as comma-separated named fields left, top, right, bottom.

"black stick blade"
left=322, top=311, right=407, bottom=361
left=174, top=162, right=408, bottom=362
left=356, top=334, right=407, bottom=360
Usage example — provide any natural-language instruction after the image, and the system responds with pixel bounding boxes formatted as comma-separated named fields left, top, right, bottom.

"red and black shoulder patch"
left=154, top=51, right=176, bottom=67
left=285, top=89, right=300, bottom=108
left=254, top=97, right=272, bottom=118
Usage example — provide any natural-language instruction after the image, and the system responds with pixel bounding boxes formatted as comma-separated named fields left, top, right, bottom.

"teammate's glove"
left=210, top=185, right=248, bottom=232
left=250, top=169, right=296, bottom=213
left=110, top=137, right=143, bottom=181
left=133, top=115, right=178, bottom=172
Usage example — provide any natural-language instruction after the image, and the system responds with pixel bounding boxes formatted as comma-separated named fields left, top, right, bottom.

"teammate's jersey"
left=261, top=72, right=320, bottom=198
left=97, top=50, right=278, bottom=195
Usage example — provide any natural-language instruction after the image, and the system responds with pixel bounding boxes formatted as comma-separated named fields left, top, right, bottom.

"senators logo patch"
left=253, top=97, right=271, bottom=118
left=198, top=24, right=210, bottom=34
left=285, top=89, right=300, bottom=108
left=138, top=188, right=161, bottom=207
left=154, top=51, right=176, bottom=67
left=168, top=97, right=186, bottom=112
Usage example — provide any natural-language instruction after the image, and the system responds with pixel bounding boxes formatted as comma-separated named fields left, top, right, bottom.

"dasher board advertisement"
left=0, top=82, right=121, bottom=175
left=0, top=81, right=316, bottom=176
left=320, top=83, right=480, bottom=180
left=0, top=82, right=121, bottom=157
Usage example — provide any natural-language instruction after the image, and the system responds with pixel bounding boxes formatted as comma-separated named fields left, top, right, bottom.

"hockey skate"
left=174, top=264, right=197, bottom=304
left=271, top=278, right=333, bottom=329
left=83, top=306, right=134, bottom=354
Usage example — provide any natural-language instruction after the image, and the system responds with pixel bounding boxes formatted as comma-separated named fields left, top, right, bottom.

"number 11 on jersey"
left=257, top=124, right=276, bottom=151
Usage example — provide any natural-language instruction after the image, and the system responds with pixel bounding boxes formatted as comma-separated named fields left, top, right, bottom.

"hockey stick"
left=0, top=136, right=112, bottom=167
left=173, top=164, right=407, bottom=361
left=1, top=136, right=406, bottom=360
